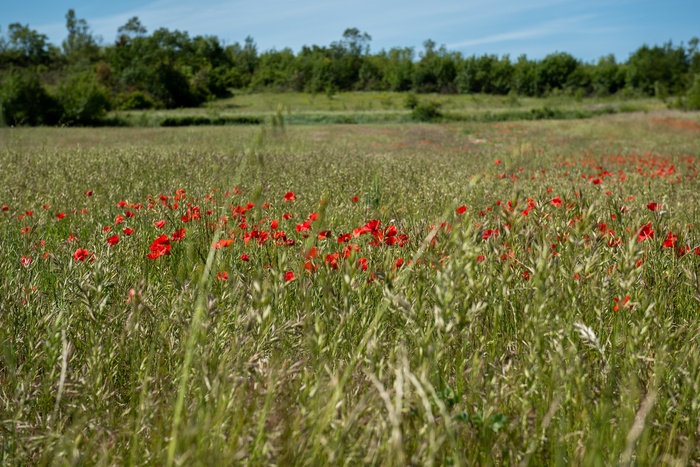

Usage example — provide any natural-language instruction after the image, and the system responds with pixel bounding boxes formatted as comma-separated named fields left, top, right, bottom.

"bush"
left=0, top=70, right=63, bottom=126
left=412, top=100, right=442, bottom=121
left=403, top=93, right=419, bottom=109
left=147, top=63, right=203, bottom=109
left=159, top=115, right=262, bottom=126
left=57, top=72, right=112, bottom=125
left=120, top=91, right=156, bottom=110
left=685, top=74, right=700, bottom=110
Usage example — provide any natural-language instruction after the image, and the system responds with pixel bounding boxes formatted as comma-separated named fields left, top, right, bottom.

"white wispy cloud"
left=446, top=14, right=597, bottom=49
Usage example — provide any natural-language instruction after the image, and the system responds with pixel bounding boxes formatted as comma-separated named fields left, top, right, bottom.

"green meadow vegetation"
left=1, top=109, right=700, bottom=464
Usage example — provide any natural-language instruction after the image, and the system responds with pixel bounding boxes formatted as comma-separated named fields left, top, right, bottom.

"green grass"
left=110, top=91, right=665, bottom=127
left=1, top=110, right=700, bottom=465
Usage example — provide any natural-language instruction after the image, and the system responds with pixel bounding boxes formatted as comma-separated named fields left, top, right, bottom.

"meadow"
left=112, top=91, right=663, bottom=127
left=1, top=109, right=700, bottom=465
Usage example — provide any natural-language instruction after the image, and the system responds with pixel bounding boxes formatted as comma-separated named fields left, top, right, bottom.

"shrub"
left=686, top=74, right=700, bottom=110
left=159, top=115, right=262, bottom=126
left=412, top=100, right=442, bottom=121
left=56, top=72, right=112, bottom=125
left=147, top=63, right=203, bottom=109
left=121, top=91, right=156, bottom=110
left=0, top=70, right=63, bottom=125
left=403, top=93, right=418, bottom=109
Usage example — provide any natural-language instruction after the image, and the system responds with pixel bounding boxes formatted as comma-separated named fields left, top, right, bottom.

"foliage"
left=159, top=115, right=262, bottom=126
left=411, top=99, right=442, bottom=121
left=403, top=92, right=418, bottom=109
left=0, top=23, right=57, bottom=66
left=56, top=71, right=112, bottom=125
left=0, top=70, right=63, bottom=125
left=684, top=73, right=700, bottom=109
left=120, top=90, right=156, bottom=110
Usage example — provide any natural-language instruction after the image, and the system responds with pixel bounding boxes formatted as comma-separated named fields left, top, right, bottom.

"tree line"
left=1, top=10, right=699, bottom=125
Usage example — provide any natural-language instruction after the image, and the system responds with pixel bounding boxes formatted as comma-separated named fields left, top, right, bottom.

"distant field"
left=2, top=111, right=700, bottom=465
left=111, top=91, right=666, bottom=126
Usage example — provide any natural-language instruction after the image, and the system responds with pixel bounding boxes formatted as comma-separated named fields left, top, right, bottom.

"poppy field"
left=2, top=111, right=700, bottom=465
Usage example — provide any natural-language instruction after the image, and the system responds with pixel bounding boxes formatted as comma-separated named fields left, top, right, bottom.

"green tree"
left=0, top=71, right=63, bottom=125
left=626, top=41, right=689, bottom=95
left=62, top=9, right=99, bottom=60
left=56, top=71, right=111, bottom=125
left=3, top=23, right=53, bottom=65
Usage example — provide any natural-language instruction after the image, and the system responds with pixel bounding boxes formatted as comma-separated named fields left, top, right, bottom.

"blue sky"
left=3, top=0, right=699, bottom=62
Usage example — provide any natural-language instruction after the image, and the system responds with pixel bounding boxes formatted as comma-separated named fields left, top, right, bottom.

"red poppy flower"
left=482, top=229, right=499, bottom=240
left=154, top=220, right=166, bottom=228
left=56, top=212, right=66, bottom=219
left=118, top=201, right=127, bottom=207
left=495, top=160, right=502, bottom=164
left=103, top=225, right=111, bottom=232
left=358, top=257, right=368, bottom=271
left=352, top=227, right=366, bottom=238
left=551, top=197, right=562, bottom=207
left=392, top=258, right=404, bottom=270
left=126, top=211, right=135, bottom=218
left=284, top=192, right=296, bottom=202
left=384, top=225, right=397, bottom=237
left=296, top=220, right=311, bottom=232
left=2, top=205, right=8, bottom=211
left=663, top=232, right=677, bottom=248
left=613, top=296, right=630, bottom=311
left=591, top=179, right=602, bottom=185
left=25, top=211, right=33, bottom=216
left=270, top=220, right=279, bottom=230
left=365, top=220, right=381, bottom=232
left=86, top=190, right=93, bottom=196
left=107, top=235, right=119, bottom=246
left=306, top=213, right=318, bottom=221
left=21, top=256, right=32, bottom=267
left=68, top=234, right=76, bottom=242
left=21, top=226, right=30, bottom=235
left=283, top=213, right=293, bottom=220
left=148, top=235, right=171, bottom=259
left=73, top=248, right=93, bottom=262
left=213, top=239, right=234, bottom=250
left=42, top=205, right=49, bottom=210
left=241, top=254, right=249, bottom=261
left=476, top=255, right=485, bottom=262
left=115, top=215, right=124, bottom=225
left=343, top=244, right=359, bottom=258
left=637, top=222, right=654, bottom=242
left=302, top=247, right=318, bottom=261
left=352, top=196, right=359, bottom=202
left=172, top=229, right=186, bottom=241
left=123, top=228, right=135, bottom=235
left=325, top=253, right=339, bottom=270
left=318, top=230, right=331, bottom=239
left=338, top=233, right=351, bottom=243
left=284, top=271, right=295, bottom=281
left=647, top=202, right=659, bottom=212
left=456, top=205, right=466, bottom=214
left=216, top=271, right=228, bottom=281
